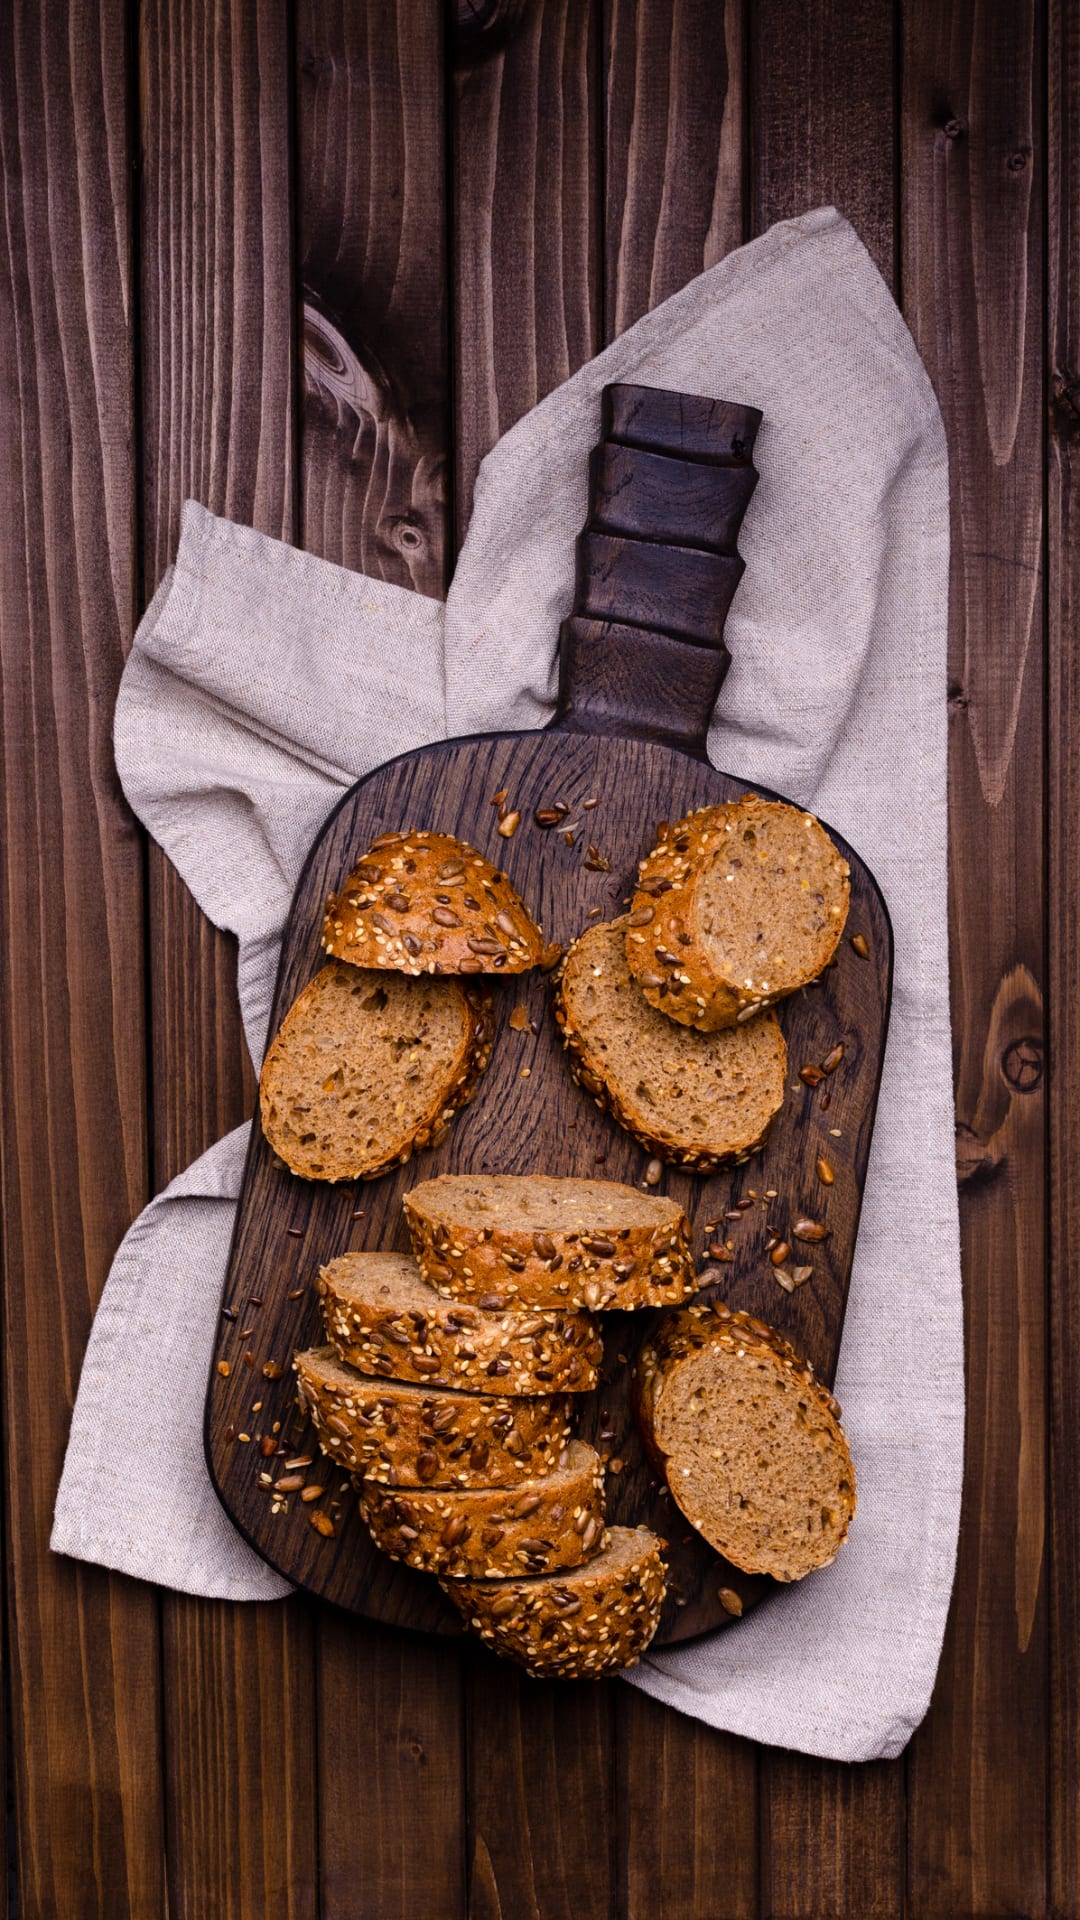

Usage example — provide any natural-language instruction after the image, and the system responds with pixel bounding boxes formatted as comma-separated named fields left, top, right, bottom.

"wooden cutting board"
left=205, top=386, right=892, bottom=1646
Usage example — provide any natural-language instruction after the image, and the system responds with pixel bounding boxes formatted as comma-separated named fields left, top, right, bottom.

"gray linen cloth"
left=52, top=207, right=962, bottom=1763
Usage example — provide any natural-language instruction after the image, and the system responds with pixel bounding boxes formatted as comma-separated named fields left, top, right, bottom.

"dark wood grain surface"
left=0, top=1, right=1070, bottom=1915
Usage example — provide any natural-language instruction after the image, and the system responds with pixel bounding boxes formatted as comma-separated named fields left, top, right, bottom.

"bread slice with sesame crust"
left=627, top=796, right=851, bottom=1031
left=295, top=1346, right=572, bottom=1489
left=259, top=961, right=494, bottom=1182
left=404, top=1173, right=696, bottom=1310
left=636, top=1301, right=856, bottom=1582
left=318, top=1250, right=603, bottom=1394
left=442, top=1525, right=667, bottom=1677
left=359, top=1438, right=607, bottom=1579
left=555, top=917, right=787, bottom=1170
left=322, top=830, right=546, bottom=976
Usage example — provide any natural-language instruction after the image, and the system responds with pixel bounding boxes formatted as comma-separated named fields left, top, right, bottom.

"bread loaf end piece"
left=323, top=830, right=546, bottom=975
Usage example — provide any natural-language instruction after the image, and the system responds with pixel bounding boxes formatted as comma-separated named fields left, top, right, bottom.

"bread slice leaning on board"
left=259, top=960, right=494, bottom=1181
left=555, top=916, right=787, bottom=1169
left=627, top=795, right=851, bottom=1031
left=441, top=1525, right=667, bottom=1678
left=404, top=1173, right=696, bottom=1310
left=635, top=1300, right=856, bottom=1582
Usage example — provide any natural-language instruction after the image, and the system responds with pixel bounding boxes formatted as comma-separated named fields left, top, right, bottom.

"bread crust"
left=322, top=830, right=546, bottom=976
left=359, top=1441, right=607, bottom=1579
left=404, top=1174, right=696, bottom=1310
left=554, top=918, right=787, bottom=1171
left=635, top=1300, right=855, bottom=1580
left=295, top=1346, right=571, bottom=1489
left=259, top=963, right=495, bottom=1182
left=441, top=1526, right=667, bottom=1677
left=627, top=797, right=851, bottom=1031
left=318, top=1254, right=604, bottom=1394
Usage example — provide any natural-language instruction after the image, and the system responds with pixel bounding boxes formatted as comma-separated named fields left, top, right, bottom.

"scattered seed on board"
left=851, top=933, right=870, bottom=958
left=497, top=811, right=521, bottom=838
left=816, top=1155, right=835, bottom=1185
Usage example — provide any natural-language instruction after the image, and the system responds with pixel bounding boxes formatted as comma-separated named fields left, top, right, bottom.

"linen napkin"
left=52, top=207, right=962, bottom=1764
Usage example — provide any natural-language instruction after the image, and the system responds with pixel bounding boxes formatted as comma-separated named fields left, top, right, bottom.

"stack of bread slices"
left=295, top=1171, right=690, bottom=1676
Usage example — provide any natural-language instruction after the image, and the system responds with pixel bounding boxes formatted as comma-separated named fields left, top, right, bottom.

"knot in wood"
left=1051, top=370, right=1080, bottom=435
left=1002, top=1037, right=1043, bottom=1092
left=942, top=116, right=966, bottom=140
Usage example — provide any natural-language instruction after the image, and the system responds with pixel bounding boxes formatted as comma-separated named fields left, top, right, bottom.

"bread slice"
left=442, top=1525, right=666, bottom=1678
left=295, top=1346, right=571, bottom=1489
left=318, top=1250, right=603, bottom=1394
left=259, top=961, right=494, bottom=1181
left=359, top=1438, right=606, bottom=1579
left=555, top=917, right=787, bottom=1170
left=322, top=830, right=546, bottom=976
left=627, top=796, right=851, bottom=1031
left=404, top=1173, right=696, bottom=1310
left=636, top=1301, right=856, bottom=1581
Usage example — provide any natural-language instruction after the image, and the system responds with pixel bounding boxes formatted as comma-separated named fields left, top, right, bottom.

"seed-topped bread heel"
left=359, top=1438, right=607, bottom=1579
left=295, top=1346, right=572, bottom=1489
left=404, top=1173, right=696, bottom=1310
left=635, top=1301, right=856, bottom=1581
left=442, top=1525, right=667, bottom=1678
left=627, top=796, right=851, bottom=1031
left=318, top=1250, right=603, bottom=1394
left=259, top=960, right=494, bottom=1181
left=555, top=916, right=787, bottom=1169
left=323, top=830, right=546, bottom=975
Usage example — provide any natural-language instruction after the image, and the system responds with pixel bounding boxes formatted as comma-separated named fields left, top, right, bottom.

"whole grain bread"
left=404, top=1173, right=696, bottom=1310
left=322, top=830, right=546, bottom=976
left=627, top=796, right=851, bottom=1031
left=555, top=917, right=787, bottom=1169
left=636, top=1300, right=856, bottom=1581
left=359, top=1438, right=607, bottom=1579
left=295, top=1345, right=572, bottom=1489
left=442, top=1525, right=667, bottom=1677
left=318, top=1250, right=603, bottom=1394
left=259, top=961, right=494, bottom=1181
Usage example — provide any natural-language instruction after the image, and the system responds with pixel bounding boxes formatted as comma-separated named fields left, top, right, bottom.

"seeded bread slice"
left=322, top=830, right=546, bottom=975
left=442, top=1525, right=666, bottom=1678
left=359, top=1438, right=606, bottom=1579
left=404, top=1174, right=696, bottom=1310
left=318, top=1250, right=603, bottom=1394
left=636, top=1301, right=856, bottom=1581
left=260, top=961, right=494, bottom=1181
left=627, top=796, right=851, bottom=1031
left=555, top=918, right=787, bottom=1170
left=295, top=1346, right=571, bottom=1488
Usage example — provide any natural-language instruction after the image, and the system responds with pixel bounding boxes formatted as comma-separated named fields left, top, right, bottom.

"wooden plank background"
left=0, top=0, right=1068, bottom=1914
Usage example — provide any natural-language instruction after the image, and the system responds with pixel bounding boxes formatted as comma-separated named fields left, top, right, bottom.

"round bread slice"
left=259, top=961, right=494, bottom=1182
left=322, top=829, right=546, bottom=976
left=442, top=1525, right=666, bottom=1678
left=359, top=1438, right=606, bottom=1579
left=636, top=1301, right=856, bottom=1581
left=555, top=918, right=787, bottom=1170
left=318, top=1250, right=603, bottom=1394
left=295, top=1346, right=571, bottom=1488
left=404, top=1174, right=696, bottom=1310
left=627, top=796, right=851, bottom=1031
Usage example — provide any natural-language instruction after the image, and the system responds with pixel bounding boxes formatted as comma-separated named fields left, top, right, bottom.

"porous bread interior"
left=693, top=801, right=848, bottom=997
left=653, top=1339, right=854, bottom=1581
left=261, top=962, right=470, bottom=1179
left=407, top=1172, right=681, bottom=1233
left=460, top=1523, right=659, bottom=1594
left=323, top=1248, right=459, bottom=1313
left=564, top=920, right=785, bottom=1150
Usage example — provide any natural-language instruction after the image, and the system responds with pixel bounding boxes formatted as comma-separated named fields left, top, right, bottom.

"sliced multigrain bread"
left=260, top=961, right=494, bottom=1181
left=555, top=917, right=787, bottom=1170
left=636, top=1301, right=856, bottom=1581
left=627, top=796, right=851, bottom=1031
left=404, top=1173, right=696, bottom=1310
left=322, top=830, right=546, bottom=976
left=318, top=1250, right=603, bottom=1394
left=442, top=1526, right=667, bottom=1678
left=295, top=1346, right=572, bottom=1489
left=359, top=1438, right=606, bottom=1579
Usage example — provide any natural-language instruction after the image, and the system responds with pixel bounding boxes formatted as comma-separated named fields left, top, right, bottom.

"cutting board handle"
left=551, top=383, right=761, bottom=758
